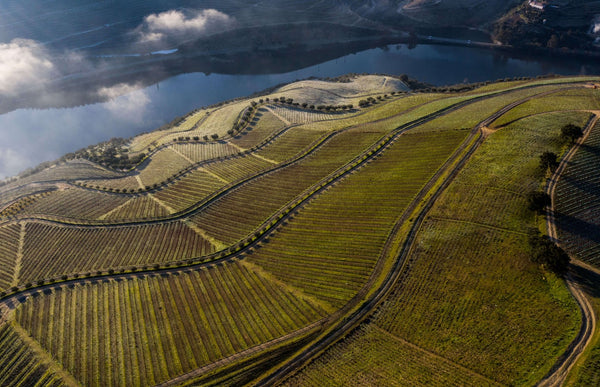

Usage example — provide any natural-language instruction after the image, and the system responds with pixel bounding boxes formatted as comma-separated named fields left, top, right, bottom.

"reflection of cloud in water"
left=0, top=39, right=57, bottom=97
left=99, top=84, right=150, bottom=123
left=0, top=85, right=158, bottom=180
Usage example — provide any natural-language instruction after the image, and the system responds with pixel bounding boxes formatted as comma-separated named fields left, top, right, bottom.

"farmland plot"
left=170, top=142, right=239, bottom=164
left=292, top=105, right=583, bottom=386
left=0, top=323, right=64, bottom=386
left=229, top=109, right=289, bottom=149
left=17, top=188, right=129, bottom=221
left=14, top=261, right=327, bottom=386
left=17, top=221, right=216, bottom=285
left=0, top=160, right=120, bottom=193
left=190, top=129, right=385, bottom=246
left=0, top=224, right=20, bottom=292
left=248, top=130, right=469, bottom=309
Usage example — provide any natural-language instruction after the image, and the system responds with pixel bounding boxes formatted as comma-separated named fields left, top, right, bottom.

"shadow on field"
left=570, top=264, right=600, bottom=299
left=578, top=143, right=600, bottom=158
left=556, top=212, right=600, bottom=244
left=559, top=174, right=600, bottom=201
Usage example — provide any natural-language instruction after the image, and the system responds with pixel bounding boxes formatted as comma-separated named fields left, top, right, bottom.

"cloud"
left=98, top=83, right=150, bottom=123
left=0, top=39, right=58, bottom=97
left=593, top=15, right=600, bottom=34
left=138, top=9, right=236, bottom=43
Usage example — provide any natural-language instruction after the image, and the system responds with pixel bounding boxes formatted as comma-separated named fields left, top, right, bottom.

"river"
left=1, top=43, right=598, bottom=179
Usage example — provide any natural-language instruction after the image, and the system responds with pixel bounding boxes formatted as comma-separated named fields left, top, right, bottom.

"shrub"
left=529, top=233, right=570, bottom=275
left=527, top=191, right=551, bottom=213
left=561, top=124, right=583, bottom=143
left=540, top=151, right=559, bottom=172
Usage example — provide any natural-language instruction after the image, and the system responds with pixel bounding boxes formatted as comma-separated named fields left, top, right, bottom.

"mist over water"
left=1, top=43, right=598, bottom=179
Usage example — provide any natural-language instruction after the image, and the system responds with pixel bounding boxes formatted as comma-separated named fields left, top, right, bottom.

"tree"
left=527, top=191, right=551, bottom=213
left=561, top=124, right=583, bottom=143
left=539, top=151, right=559, bottom=172
left=211, top=133, right=219, bottom=140
left=529, top=233, right=570, bottom=275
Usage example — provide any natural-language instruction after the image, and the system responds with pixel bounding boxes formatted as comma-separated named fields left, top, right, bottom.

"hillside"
left=0, top=74, right=599, bottom=385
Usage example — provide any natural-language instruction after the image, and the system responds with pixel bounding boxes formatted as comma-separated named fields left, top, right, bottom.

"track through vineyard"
left=0, top=76, right=598, bottom=386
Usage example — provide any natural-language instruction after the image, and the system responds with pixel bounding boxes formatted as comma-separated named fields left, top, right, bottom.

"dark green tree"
left=529, top=233, right=570, bottom=275
left=561, top=124, right=583, bottom=144
left=540, top=151, right=559, bottom=172
left=527, top=191, right=551, bottom=213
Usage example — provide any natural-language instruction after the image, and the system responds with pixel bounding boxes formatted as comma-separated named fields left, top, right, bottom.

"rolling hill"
left=0, top=74, right=599, bottom=386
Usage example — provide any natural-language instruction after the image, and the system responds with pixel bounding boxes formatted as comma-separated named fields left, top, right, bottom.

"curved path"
left=0, top=82, right=591, bottom=386
left=539, top=113, right=600, bottom=387
left=255, top=93, right=541, bottom=386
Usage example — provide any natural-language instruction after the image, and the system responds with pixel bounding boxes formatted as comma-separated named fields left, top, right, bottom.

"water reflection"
left=0, top=43, right=597, bottom=179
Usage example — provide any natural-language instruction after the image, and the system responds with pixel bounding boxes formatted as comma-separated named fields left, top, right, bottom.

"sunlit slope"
left=0, top=75, right=599, bottom=386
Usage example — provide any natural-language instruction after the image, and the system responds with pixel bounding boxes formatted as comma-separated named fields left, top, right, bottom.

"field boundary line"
left=264, top=106, right=291, bottom=126
left=539, top=113, right=599, bottom=386
left=96, top=197, right=133, bottom=220
left=148, top=194, right=176, bottom=215
left=168, top=146, right=195, bottom=165
left=134, top=175, right=145, bottom=190
left=227, top=140, right=278, bottom=164
left=427, top=216, right=530, bottom=236
left=197, top=166, right=229, bottom=184
left=239, top=260, right=336, bottom=314
left=372, top=325, right=503, bottom=386
left=11, top=222, right=26, bottom=287
left=156, top=319, right=326, bottom=387
left=492, top=109, right=596, bottom=129
left=182, top=220, right=227, bottom=251
left=11, top=321, right=81, bottom=386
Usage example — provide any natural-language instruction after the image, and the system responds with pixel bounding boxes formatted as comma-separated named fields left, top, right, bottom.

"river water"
left=1, top=43, right=598, bottom=179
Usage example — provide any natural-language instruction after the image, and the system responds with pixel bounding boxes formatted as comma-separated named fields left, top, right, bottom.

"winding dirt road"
left=538, top=114, right=599, bottom=387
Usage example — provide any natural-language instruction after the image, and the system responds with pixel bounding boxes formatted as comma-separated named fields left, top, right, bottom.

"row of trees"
left=525, top=123, right=585, bottom=275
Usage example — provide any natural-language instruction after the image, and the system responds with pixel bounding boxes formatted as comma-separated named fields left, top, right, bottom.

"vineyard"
left=290, top=109, right=586, bottom=386
left=0, top=75, right=599, bottom=386
left=555, top=119, right=600, bottom=265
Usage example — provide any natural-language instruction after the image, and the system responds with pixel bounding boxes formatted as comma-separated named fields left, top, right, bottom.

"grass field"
left=0, top=75, right=599, bottom=385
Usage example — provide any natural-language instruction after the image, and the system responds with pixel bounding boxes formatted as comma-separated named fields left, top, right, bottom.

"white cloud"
left=0, top=39, right=58, bottom=97
left=98, top=83, right=150, bottom=123
left=138, top=9, right=236, bottom=43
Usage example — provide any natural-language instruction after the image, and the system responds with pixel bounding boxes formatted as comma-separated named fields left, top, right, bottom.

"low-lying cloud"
left=138, top=9, right=236, bottom=43
left=0, top=39, right=58, bottom=97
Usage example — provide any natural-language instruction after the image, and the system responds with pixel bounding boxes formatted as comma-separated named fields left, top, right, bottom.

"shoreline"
left=4, top=29, right=600, bottom=115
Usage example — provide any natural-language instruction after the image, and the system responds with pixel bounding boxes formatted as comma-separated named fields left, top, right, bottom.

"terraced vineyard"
left=0, top=75, right=599, bottom=386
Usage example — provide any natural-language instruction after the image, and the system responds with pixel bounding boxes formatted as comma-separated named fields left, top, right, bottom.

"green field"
left=0, top=74, right=599, bottom=386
